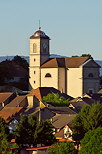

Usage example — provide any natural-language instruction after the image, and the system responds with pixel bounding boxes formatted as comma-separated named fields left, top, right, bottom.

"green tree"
left=81, top=54, right=92, bottom=58
left=14, top=114, right=55, bottom=147
left=47, top=142, right=77, bottom=154
left=72, top=103, right=102, bottom=141
left=0, top=117, right=11, bottom=154
left=42, top=93, right=70, bottom=107
left=12, top=55, right=29, bottom=71
left=35, top=120, right=56, bottom=146
left=0, top=62, right=13, bottom=84
left=79, top=127, right=102, bottom=154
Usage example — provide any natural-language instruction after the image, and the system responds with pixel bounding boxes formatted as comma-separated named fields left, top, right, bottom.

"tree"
left=81, top=54, right=92, bottom=58
left=72, top=103, right=102, bottom=141
left=14, top=114, right=55, bottom=147
left=79, top=127, right=102, bottom=154
left=0, top=117, right=11, bottom=154
left=42, top=93, right=70, bottom=107
left=35, top=120, right=56, bottom=146
left=47, top=142, right=77, bottom=154
left=0, top=62, right=13, bottom=84
left=12, top=55, right=29, bottom=71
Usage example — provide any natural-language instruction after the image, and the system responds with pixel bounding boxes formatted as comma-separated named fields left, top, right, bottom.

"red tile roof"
left=0, top=107, right=24, bottom=122
left=0, top=92, right=14, bottom=104
left=41, top=57, right=90, bottom=68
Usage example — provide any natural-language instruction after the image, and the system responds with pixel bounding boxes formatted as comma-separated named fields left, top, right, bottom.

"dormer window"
left=88, top=73, right=94, bottom=77
left=45, top=73, right=51, bottom=77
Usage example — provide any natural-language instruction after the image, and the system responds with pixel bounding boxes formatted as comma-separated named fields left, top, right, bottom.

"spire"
left=39, top=20, right=41, bottom=30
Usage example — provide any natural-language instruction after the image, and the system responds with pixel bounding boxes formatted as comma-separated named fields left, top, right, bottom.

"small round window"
left=45, top=73, right=51, bottom=77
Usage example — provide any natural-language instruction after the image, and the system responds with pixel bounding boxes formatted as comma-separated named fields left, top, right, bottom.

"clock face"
left=43, top=42, right=47, bottom=49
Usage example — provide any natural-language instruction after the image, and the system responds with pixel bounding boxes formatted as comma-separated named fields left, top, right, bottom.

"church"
left=29, top=28, right=100, bottom=98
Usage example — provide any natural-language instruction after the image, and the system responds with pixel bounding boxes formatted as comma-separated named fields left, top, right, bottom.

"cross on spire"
left=39, top=20, right=41, bottom=30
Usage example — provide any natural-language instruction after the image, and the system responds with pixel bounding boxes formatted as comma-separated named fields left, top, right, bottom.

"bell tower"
left=29, top=28, right=50, bottom=90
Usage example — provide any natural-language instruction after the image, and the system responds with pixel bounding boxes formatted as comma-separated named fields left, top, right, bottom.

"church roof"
left=30, top=30, right=49, bottom=39
left=41, top=57, right=90, bottom=68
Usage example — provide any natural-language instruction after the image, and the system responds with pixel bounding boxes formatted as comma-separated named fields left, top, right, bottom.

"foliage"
left=35, top=120, right=56, bottom=146
left=0, top=117, right=11, bottom=154
left=72, top=54, right=92, bottom=58
left=72, top=103, right=102, bottom=141
left=0, top=62, right=13, bottom=84
left=12, top=55, right=29, bottom=71
left=14, top=114, right=55, bottom=147
left=81, top=54, right=92, bottom=58
left=79, top=127, right=102, bottom=154
left=47, top=142, right=77, bottom=154
left=42, top=93, right=70, bottom=107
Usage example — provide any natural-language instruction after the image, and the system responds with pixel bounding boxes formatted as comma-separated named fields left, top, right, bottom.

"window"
left=34, top=81, right=35, bottom=84
left=45, top=73, right=52, bottom=77
left=33, top=43, right=37, bottom=52
left=88, top=73, right=94, bottom=77
left=34, top=58, right=36, bottom=62
left=34, top=71, right=36, bottom=74
left=88, top=88, right=94, bottom=94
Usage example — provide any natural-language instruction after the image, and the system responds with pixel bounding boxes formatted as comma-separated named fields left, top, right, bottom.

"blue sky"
left=0, top=0, right=102, bottom=60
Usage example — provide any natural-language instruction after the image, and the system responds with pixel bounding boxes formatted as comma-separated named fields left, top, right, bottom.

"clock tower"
left=29, top=28, right=50, bottom=89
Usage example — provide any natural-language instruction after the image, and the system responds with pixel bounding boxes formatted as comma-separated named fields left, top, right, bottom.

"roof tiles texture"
left=0, top=107, right=24, bottom=122
left=28, top=87, right=73, bottom=101
left=6, top=95, right=27, bottom=107
left=41, top=57, right=90, bottom=68
left=0, top=92, right=14, bottom=104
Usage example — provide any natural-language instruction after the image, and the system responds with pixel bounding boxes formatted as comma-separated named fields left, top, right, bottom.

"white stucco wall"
left=67, top=67, right=83, bottom=98
left=41, top=68, right=58, bottom=89
left=58, top=68, right=66, bottom=93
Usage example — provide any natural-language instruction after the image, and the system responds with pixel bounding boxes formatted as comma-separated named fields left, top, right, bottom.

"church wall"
left=83, top=67, right=100, bottom=93
left=41, top=68, right=58, bottom=89
left=83, top=79, right=100, bottom=94
left=58, top=68, right=66, bottom=93
left=29, top=55, right=40, bottom=67
left=29, top=67, right=41, bottom=89
left=67, top=68, right=83, bottom=98
left=83, top=67, right=100, bottom=78
left=30, top=39, right=40, bottom=54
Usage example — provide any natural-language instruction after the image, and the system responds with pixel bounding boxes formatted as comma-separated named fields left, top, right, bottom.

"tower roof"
left=30, top=29, right=49, bottom=39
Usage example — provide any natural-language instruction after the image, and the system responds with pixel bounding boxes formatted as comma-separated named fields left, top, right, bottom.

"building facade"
left=29, top=29, right=100, bottom=98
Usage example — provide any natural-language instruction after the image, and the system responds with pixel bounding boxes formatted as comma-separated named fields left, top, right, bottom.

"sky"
left=0, top=0, right=102, bottom=60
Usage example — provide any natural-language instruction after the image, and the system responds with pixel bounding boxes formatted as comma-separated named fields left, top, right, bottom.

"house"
left=27, top=87, right=73, bottom=108
left=6, top=95, right=28, bottom=107
left=0, top=106, right=26, bottom=132
left=29, top=28, right=100, bottom=97
left=0, top=92, right=16, bottom=109
left=51, top=114, right=76, bottom=139
left=69, top=96, right=95, bottom=112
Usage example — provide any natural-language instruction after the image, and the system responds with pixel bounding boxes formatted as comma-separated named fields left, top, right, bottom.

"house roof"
left=6, top=95, right=27, bottom=107
left=97, top=89, right=102, bottom=94
left=0, top=60, right=28, bottom=77
left=52, top=114, right=76, bottom=129
left=48, top=107, right=76, bottom=114
left=41, top=57, right=90, bottom=68
left=0, top=107, right=24, bottom=122
left=0, top=92, right=14, bottom=105
left=28, top=87, right=73, bottom=101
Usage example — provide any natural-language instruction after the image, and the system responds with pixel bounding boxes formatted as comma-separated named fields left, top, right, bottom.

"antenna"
left=39, top=20, right=41, bottom=30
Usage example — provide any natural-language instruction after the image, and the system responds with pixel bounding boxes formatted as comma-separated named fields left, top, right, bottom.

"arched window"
left=33, top=43, right=37, bottom=52
left=88, top=73, right=94, bottom=77
left=45, top=73, right=52, bottom=77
